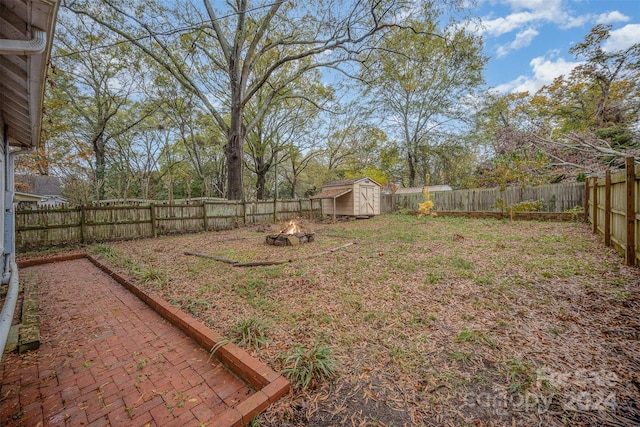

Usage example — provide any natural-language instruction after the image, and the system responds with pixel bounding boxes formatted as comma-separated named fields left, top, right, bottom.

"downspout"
left=0, top=143, right=34, bottom=363
left=0, top=258, right=19, bottom=362
left=2, top=147, right=31, bottom=284
left=0, top=29, right=47, bottom=55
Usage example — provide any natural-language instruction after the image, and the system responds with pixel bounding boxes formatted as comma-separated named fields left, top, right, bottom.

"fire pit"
left=266, top=219, right=315, bottom=246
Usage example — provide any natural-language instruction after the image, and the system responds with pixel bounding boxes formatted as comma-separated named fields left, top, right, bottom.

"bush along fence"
left=16, top=198, right=321, bottom=250
left=586, top=157, right=638, bottom=266
left=391, top=182, right=585, bottom=213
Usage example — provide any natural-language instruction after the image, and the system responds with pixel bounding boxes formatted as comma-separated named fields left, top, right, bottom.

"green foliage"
left=564, top=205, right=585, bottom=221
left=135, top=266, right=169, bottom=288
left=493, top=198, right=545, bottom=221
left=282, top=343, right=338, bottom=390
left=230, top=315, right=271, bottom=350
left=91, top=244, right=118, bottom=259
left=504, top=357, right=534, bottom=393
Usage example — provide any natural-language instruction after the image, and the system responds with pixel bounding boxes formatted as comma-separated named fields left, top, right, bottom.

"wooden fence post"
left=243, top=201, right=247, bottom=225
left=273, top=198, right=277, bottom=223
left=202, top=200, right=208, bottom=231
left=79, top=206, right=86, bottom=244
left=309, top=199, right=313, bottom=220
left=625, top=157, right=636, bottom=266
left=605, top=170, right=611, bottom=247
left=584, top=178, right=589, bottom=222
left=592, top=177, right=598, bottom=234
left=150, top=203, right=157, bottom=238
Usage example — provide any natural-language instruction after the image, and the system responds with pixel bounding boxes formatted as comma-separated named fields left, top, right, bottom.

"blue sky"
left=472, top=0, right=640, bottom=94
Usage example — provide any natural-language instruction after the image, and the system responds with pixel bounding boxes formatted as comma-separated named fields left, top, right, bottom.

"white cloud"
left=482, top=12, right=537, bottom=36
left=596, top=11, right=630, bottom=25
left=494, top=55, right=582, bottom=94
left=603, top=24, right=640, bottom=52
left=479, top=0, right=568, bottom=36
left=500, top=0, right=562, bottom=13
left=496, top=27, right=539, bottom=57
left=479, top=0, right=600, bottom=36
left=560, top=14, right=592, bottom=29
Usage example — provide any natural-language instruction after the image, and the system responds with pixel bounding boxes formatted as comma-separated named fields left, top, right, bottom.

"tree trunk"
left=290, top=175, right=298, bottom=199
left=227, top=78, right=245, bottom=200
left=256, top=169, right=267, bottom=200
left=94, top=136, right=106, bottom=200
left=407, top=152, right=416, bottom=187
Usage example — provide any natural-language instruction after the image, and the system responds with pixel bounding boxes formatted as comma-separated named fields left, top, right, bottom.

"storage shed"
left=311, top=177, right=381, bottom=222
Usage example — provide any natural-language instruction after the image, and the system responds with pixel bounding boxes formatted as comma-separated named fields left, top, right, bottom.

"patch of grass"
left=229, top=315, right=271, bottom=350
left=449, top=350, right=473, bottom=364
left=282, top=343, right=337, bottom=390
left=238, top=279, right=268, bottom=300
left=92, top=244, right=118, bottom=259
left=474, top=275, right=494, bottom=286
left=451, top=257, right=474, bottom=270
left=548, top=326, right=562, bottom=336
left=125, top=406, right=135, bottom=418
left=612, top=289, right=630, bottom=300
left=135, top=266, right=169, bottom=288
left=454, top=327, right=494, bottom=347
left=424, top=271, right=446, bottom=285
left=264, top=266, right=285, bottom=279
left=170, top=296, right=210, bottom=314
left=504, top=357, right=533, bottom=393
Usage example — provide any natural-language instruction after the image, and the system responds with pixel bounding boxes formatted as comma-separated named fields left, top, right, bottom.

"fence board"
left=393, top=182, right=584, bottom=213
left=16, top=199, right=322, bottom=249
left=588, top=160, right=639, bottom=266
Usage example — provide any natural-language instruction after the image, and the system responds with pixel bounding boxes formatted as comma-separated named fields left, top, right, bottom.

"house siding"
left=0, top=117, right=5, bottom=257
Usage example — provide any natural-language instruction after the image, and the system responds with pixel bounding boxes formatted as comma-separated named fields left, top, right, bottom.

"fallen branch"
left=234, top=260, right=290, bottom=267
left=184, top=241, right=357, bottom=268
left=183, top=251, right=238, bottom=265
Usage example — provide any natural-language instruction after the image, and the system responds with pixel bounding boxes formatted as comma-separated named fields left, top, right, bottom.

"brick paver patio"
left=0, top=258, right=261, bottom=426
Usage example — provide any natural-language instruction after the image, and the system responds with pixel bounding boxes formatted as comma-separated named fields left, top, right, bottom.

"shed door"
left=360, top=186, right=375, bottom=215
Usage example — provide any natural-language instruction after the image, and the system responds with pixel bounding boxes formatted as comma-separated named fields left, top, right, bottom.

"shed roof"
left=15, top=191, right=44, bottom=202
left=0, top=0, right=59, bottom=148
left=310, top=188, right=352, bottom=199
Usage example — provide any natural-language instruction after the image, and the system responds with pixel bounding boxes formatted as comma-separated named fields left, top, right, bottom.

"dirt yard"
left=22, top=214, right=639, bottom=426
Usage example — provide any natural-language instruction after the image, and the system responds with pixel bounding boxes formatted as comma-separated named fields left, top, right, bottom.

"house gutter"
left=0, top=29, right=47, bottom=55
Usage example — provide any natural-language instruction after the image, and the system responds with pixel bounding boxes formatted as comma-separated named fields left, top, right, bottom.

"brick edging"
left=19, top=253, right=290, bottom=426
left=16, top=253, right=87, bottom=268
left=426, top=211, right=576, bottom=221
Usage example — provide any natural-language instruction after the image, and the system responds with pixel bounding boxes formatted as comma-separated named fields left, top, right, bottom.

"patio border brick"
left=17, top=253, right=290, bottom=426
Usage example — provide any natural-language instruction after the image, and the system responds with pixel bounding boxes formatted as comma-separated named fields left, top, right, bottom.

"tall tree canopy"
left=65, top=0, right=468, bottom=200
left=358, top=5, right=486, bottom=186
left=473, top=24, right=639, bottom=187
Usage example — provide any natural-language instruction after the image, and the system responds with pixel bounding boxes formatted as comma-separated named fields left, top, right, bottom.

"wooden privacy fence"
left=16, top=199, right=320, bottom=250
left=586, top=157, right=638, bottom=266
left=391, top=182, right=585, bottom=213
